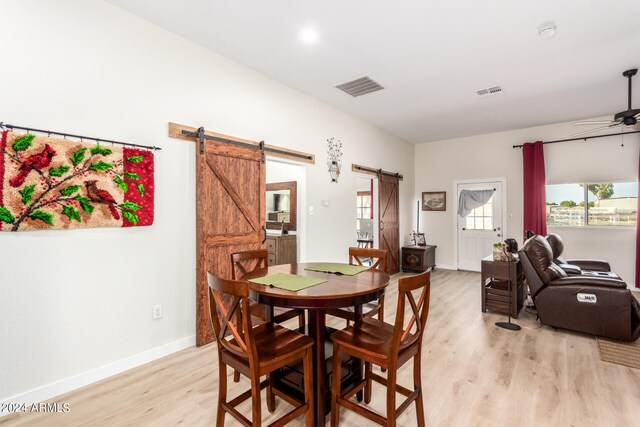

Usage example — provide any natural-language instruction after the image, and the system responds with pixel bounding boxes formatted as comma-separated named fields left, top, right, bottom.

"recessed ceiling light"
left=538, top=21, right=557, bottom=39
left=300, top=27, right=319, bottom=44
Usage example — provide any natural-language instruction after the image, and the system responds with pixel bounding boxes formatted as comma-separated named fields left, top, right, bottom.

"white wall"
left=415, top=118, right=639, bottom=285
left=0, top=0, right=414, bottom=404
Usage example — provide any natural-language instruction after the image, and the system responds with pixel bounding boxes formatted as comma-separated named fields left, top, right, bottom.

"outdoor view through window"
left=546, top=182, right=638, bottom=227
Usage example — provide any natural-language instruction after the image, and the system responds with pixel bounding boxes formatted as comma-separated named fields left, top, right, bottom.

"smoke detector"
left=538, top=21, right=557, bottom=39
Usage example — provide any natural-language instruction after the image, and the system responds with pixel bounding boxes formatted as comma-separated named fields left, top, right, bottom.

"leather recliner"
left=546, top=233, right=611, bottom=275
left=519, top=235, right=640, bottom=341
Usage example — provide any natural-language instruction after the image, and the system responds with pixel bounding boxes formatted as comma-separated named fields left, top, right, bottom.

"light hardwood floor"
left=2, top=270, right=639, bottom=426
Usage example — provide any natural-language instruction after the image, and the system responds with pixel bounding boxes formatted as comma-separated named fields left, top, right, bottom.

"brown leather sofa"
left=519, top=235, right=640, bottom=341
left=546, top=233, right=611, bottom=275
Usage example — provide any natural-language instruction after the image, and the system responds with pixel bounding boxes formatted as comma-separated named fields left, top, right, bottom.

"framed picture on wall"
left=422, top=191, right=446, bottom=211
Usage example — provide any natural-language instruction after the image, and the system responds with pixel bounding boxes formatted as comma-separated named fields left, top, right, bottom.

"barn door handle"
left=261, top=226, right=267, bottom=244
left=379, top=221, right=385, bottom=231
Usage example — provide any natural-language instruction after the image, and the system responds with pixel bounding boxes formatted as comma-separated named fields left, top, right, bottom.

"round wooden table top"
left=244, top=262, right=391, bottom=309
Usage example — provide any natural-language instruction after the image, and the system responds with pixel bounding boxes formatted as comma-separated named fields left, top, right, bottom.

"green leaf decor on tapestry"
left=29, top=210, right=54, bottom=226
left=60, top=185, right=81, bottom=196
left=70, top=148, right=86, bottom=166
left=90, top=144, right=113, bottom=156
left=19, top=184, right=36, bottom=205
left=49, top=165, right=71, bottom=177
left=12, top=134, right=34, bottom=152
left=62, top=205, right=81, bottom=222
left=88, top=161, right=113, bottom=172
left=0, top=206, right=15, bottom=224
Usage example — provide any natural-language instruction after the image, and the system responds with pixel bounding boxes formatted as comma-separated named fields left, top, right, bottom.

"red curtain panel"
left=522, top=141, right=547, bottom=240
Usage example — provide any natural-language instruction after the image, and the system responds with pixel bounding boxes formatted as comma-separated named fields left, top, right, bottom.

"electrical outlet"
left=152, top=304, right=163, bottom=320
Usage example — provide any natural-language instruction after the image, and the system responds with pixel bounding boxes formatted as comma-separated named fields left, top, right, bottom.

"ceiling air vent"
left=476, top=86, right=503, bottom=98
left=335, top=76, right=384, bottom=97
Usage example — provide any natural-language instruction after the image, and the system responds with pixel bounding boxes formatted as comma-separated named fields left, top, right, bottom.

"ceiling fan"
left=572, top=68, right=640, bottom=137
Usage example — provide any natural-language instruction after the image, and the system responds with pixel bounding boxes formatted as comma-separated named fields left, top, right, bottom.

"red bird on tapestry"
left=9, top=144, right=56, bottom=187
left=84, top=180, right=120, bottom=220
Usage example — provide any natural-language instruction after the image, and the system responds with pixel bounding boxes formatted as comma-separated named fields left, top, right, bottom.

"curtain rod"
left=512, top=130, right=640, bottom=148
left=0, top=122, right=162, bottom=151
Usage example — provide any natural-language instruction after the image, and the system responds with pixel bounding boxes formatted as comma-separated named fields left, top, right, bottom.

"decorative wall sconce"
left=326, top=137, right=343, bottom=183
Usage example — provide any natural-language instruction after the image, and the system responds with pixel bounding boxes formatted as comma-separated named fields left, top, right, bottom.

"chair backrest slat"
left=231, top=249, right=269, bottom=280
left=348, top=247, right=388, bottom=272
left=208, top=273, right=258, bottom=362
left=392, top=270, right=431, bottom=353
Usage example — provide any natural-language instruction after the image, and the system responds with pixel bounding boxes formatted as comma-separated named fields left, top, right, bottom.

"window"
left=546, top=182, right=637, bottom=227
left=465, top=195, right=494, bottom=230
left=356, top=191, right=372, bottom=219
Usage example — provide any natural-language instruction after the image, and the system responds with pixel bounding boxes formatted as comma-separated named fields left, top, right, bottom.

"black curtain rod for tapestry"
left=181, top=128, right=313, bottom=161
left=0, top=122, right=162, bottom=151
left=512, top=130, right=640, bottom=148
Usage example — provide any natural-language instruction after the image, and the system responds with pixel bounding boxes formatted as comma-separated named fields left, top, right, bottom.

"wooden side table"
left=401, top=245, right=436, bottom=273
left=481, top=255, right=525, bottom=319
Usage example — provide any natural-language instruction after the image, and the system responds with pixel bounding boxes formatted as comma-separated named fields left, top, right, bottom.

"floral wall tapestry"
left=0, top=130, right=154, bottom=231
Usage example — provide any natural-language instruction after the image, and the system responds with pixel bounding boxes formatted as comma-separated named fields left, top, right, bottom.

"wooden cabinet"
left=481, top=255, right=525, bottom=319
left=401, top=245, right=436, bottom=273
left=265, top=235, right=297, bottom=266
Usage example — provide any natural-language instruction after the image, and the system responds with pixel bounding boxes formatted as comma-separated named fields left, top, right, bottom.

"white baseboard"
left=0, top=335, right=196, bottom=416
left=435, top=264, right=457, bottom=271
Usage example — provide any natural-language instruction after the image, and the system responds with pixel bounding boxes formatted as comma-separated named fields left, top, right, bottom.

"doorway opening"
left=356, top=176, right=378, bottom=250
left=266, top=158, right=307, bottom=262
left=455, top=178, right=506, bottom=272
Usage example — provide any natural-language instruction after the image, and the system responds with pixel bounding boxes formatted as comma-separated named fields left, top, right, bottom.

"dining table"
left=244, top=262, right=391, bottom=426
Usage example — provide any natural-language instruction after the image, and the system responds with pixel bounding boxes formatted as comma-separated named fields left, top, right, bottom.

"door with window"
left=457, top=180, right=503, bottom=271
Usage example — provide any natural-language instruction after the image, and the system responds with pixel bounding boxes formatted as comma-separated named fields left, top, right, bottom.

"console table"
left=480, top=255, right=525, bottom=319
left=401, top=245, right=436, bottom=273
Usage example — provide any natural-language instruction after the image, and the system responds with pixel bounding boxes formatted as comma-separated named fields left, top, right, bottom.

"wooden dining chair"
left=326, top=247, right=388, bottom=325
left=208, top=273, right=314, bottom=427
left=231, top=249, right=305, bottom=327
left=230, top=249, right=305, bottom=383
left=330, top=269, right=431, bottom=427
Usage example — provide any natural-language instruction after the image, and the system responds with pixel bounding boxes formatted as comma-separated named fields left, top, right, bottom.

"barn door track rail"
left=168, top=122, right=315, bottom=164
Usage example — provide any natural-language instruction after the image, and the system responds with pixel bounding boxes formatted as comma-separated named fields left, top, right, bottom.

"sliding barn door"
left=196, top=139, right=265, bottom=346
left=379, top=174, right=400, bottom=274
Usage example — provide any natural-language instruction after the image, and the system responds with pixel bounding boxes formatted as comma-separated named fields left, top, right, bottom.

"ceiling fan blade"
left=572, top=120, right=617, bottom=126
left=571, top=123, right=622, bottom=137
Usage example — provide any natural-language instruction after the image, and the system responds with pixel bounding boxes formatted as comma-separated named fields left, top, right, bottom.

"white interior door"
left=457, top=181, right=503, bottom=271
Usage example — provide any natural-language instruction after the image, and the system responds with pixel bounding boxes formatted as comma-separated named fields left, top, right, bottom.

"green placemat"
left=248, top=273, right=327, bottom=291
left=304, top=263, right=369, bottom=276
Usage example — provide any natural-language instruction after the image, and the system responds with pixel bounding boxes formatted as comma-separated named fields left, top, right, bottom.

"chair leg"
left=267, top=378, right=275, bottom=413
left=386, top=367, right=397, bottom=427
left=233, top=370, right=240, bottom=382
left=298, top=311, right=305, bottom=329
left=251, top=373, right=262, bottom=427
left=379, top=297, right=387, bottom=373
left=364, top=361, right=372, bottom=404
left=331, top=345, right=342, bottom=427
left=303, top=348, right=314, bottom=426
left=414, top=350, right=426, bottom=427
left=217, top=362, right=227, bottom=427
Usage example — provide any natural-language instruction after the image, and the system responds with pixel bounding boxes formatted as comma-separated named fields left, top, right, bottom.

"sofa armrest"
left=549, top=276, right=627, bottom=289
left=566, top=259, right=611, bottom=272
left=557, top=263, right=582, bottom=275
